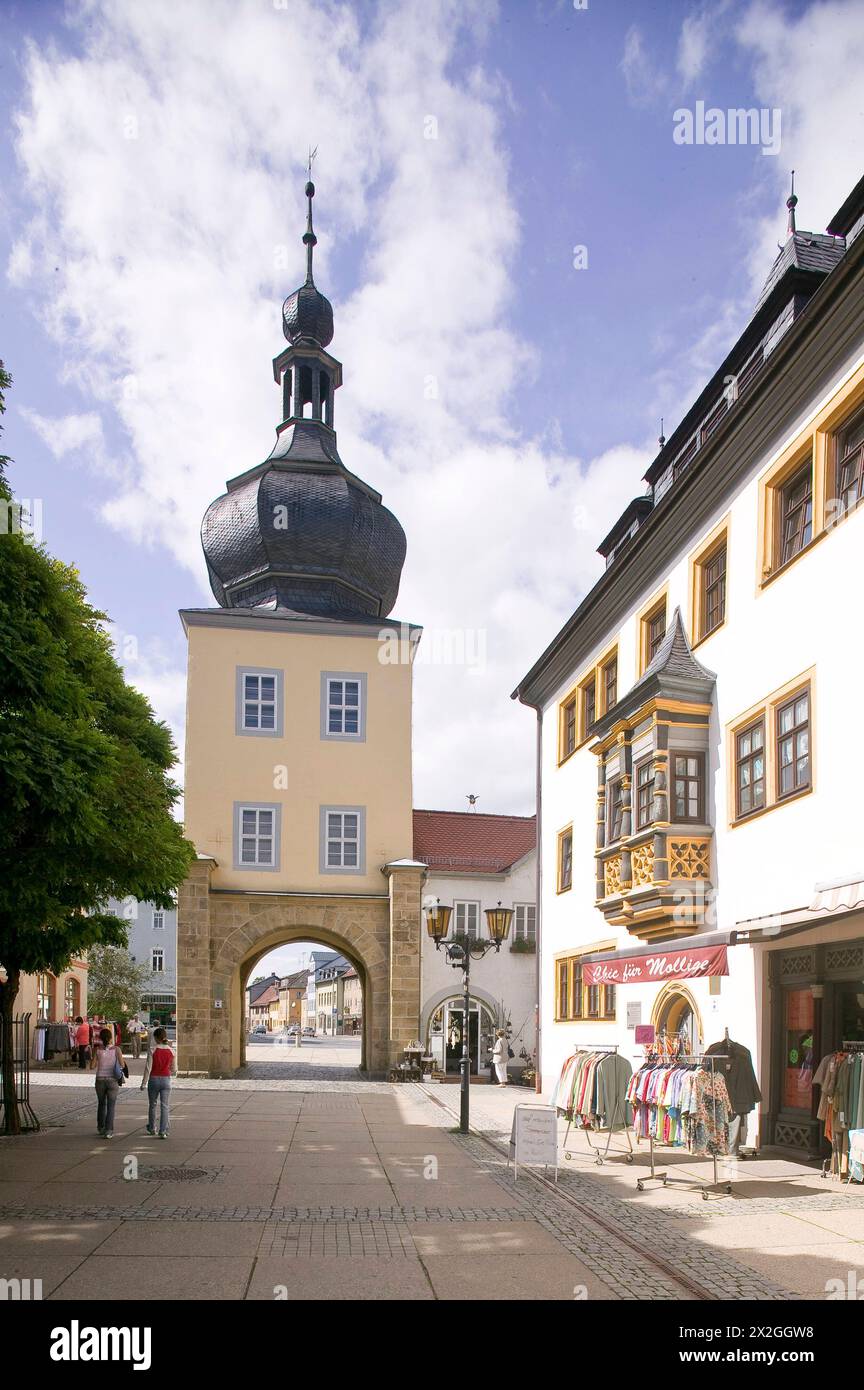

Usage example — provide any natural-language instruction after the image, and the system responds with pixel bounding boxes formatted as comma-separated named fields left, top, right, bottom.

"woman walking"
left=141, top=1026, right=177, bottom=1139
left=492, top=1029, right=510, bottom=1086
left=90, top=1026, right=125, bottom=1138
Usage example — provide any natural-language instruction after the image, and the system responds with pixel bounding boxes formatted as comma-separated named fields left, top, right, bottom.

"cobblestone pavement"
left=237, top=1036, right=364, bottom=1082
left=2, top=1076, right=860, bottom=1299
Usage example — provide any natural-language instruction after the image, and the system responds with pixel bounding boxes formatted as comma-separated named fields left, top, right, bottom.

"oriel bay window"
left=608, top=779, right=624, bottom=841
left=672, top=753, right=704, bottom=823
left=635, top=759, right=655, bottom=830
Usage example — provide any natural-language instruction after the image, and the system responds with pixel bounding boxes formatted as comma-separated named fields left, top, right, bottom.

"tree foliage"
left=85, top=945, right=151, bottom=1024
left=0, top=364, right=195, bottom=1131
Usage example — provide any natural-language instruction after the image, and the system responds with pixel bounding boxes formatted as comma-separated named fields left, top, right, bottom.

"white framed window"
left=319, top=806, right=365, bottom=875
left=321, top=672, right=367, bottom=741
left=453, top=901, right=480, bottom=940
left=152, top=910, right=165, bottom=930
left=236, top=668, right=283, bottom=737
left=514, top=903, right=537, bottom=943
left=233, top=802, right=281, bottom=872
left=151, top=949, right=164, bottom=973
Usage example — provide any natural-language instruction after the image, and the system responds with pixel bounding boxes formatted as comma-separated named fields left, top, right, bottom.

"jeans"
left=95, top=1078, right=120, bottom=1134
left=147, top=1077, right=171, bottom=1135
left=77, top=1045, right=89, bottom=1070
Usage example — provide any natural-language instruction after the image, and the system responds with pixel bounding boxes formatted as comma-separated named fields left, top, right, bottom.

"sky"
left=2, top=0, right=863, bottom=854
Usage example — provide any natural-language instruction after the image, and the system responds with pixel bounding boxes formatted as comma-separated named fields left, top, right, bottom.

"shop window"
left=37, top=973, right=54, bottom=1021
left=781, top=987, right=814, bottom=1114
left=557, top=827, right=573, bottom=893
left=671, top=752, right=704, bottom=823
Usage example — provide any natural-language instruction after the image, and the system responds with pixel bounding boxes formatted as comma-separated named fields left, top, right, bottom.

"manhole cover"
left=125, top=1165, right=223, bottom=1183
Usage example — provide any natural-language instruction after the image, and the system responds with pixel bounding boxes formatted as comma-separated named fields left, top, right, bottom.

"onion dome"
left=200, top=175, right=406, bottom=619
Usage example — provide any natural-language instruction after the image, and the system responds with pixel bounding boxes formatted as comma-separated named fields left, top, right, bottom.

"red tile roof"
left=413, top=810, right=536, bottom=875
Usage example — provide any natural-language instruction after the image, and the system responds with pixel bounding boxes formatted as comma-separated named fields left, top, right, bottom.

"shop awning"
left=808, top=874, right=864, bottom=915
left=580, top=932, right=731, bottom=987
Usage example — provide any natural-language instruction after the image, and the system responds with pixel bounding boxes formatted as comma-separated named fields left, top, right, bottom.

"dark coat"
left=704, top=1038, right=762, bottom=1115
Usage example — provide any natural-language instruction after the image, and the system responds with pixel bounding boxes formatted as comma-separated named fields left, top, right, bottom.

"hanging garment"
left=690, top=1068, right=732, bottom=1156
left=704, top=1038, right=761, bottom=1115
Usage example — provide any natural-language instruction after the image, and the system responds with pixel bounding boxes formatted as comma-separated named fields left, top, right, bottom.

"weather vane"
left=306, top=145, right=318, bottom=181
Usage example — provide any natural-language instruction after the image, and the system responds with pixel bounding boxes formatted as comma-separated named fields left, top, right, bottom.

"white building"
left=108, top=896, right=177, bottom=1028
left=414, top=810, right=537, bottom=1080
left=514, top=176, right=864, bottom=1158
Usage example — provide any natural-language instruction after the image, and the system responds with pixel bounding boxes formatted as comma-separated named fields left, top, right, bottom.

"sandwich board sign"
left=508, top=1104, right=558, bottom=1182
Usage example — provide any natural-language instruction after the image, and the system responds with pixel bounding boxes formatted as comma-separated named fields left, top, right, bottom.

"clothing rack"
left=635, top=1053, right=733, bottom=1200
left=821, top=1042, right=864, bottom=1182
left=560, top=1044, right=635, bottom=1167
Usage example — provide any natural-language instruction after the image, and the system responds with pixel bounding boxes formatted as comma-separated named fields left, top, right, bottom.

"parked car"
left=302, top=1026, right=315, bottom=1036
left=253, top=1024, right=267, bottom=1035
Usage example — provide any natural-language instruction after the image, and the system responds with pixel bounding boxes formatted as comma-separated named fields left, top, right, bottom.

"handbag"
left=113, top=1049, right=126, bottom=1085
left=507, top=1046, right=515, bottom=1059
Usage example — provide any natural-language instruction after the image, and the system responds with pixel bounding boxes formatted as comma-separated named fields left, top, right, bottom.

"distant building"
left=414, top=810, right=537, bottom=1079
left=315, top=954, right=352, bottom=1036
left=341, top=966, right=362, bottom=1035
left=13, top=962, right=88, bottom=1028
left=245, top=972, right=280, bottom=1031
left=109, top=896, right=177, bottom=1027
left=278, top=969, right=309, bottom=1028
left=249, top=981, right=280, bottom=1032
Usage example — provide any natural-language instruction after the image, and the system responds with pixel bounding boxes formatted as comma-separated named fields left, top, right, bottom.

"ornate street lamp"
left=425, top=898, right=514, bottom=1133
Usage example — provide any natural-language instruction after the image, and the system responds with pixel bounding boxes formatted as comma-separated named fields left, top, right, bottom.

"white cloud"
left=735, top=0, right=864, bottom=291
left=620, top=25, right=668, bottom=108
left=677, top=2, right=732, bottom=87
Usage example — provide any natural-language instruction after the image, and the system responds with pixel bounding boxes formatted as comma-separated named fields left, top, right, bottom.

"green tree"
left=86, top=945, right=151, bottom=1025
left=0, top=363, right=195, bottom=1133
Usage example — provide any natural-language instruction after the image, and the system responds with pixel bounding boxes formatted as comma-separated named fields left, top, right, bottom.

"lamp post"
left=426, top=899, right=514, bottom=1134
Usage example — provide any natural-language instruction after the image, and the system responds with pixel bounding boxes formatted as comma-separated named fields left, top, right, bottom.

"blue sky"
left=2, top=0, right=862, bottom=844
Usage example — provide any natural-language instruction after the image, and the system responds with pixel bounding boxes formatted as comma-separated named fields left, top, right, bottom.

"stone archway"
left=177, top=857, right=424, bottom=1078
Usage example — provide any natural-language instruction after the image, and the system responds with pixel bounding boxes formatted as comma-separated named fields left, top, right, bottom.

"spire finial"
left=658, top=417, right=666, bottom=449
left=786, top=169, right=797, bottom=238
left=302, top=146, right=318, bottom=284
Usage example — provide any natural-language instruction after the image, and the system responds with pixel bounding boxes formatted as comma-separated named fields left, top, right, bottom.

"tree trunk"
left=0, top=968, right=22, bottom=1137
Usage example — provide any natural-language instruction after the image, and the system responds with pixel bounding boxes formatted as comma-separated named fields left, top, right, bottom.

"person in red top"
left=74, top=1016, right=90, bottom=1069
left=140, top=1027, right=177, bottom=1139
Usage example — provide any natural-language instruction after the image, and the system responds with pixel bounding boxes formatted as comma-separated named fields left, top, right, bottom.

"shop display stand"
left=635, top=1053, right=733, bottom=1201
left=561, top=1044, right=634, bottom=1166
left=821, top=1041, right=864, bottom=1182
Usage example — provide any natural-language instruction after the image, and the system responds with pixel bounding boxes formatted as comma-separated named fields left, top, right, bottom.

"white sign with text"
left=508, top=1104, right=558, bottom=1181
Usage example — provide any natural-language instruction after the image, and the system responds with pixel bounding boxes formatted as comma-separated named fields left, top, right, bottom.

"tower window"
left=321, top=672, right=367, bottom=741
left=236, top=668, right=283, bottom=738
left=233, top=803, right=282, bottom=872
left=320, top=806, right=366, bottom=875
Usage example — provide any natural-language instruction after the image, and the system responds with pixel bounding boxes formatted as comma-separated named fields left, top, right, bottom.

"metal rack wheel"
left=626, top=1154, right=634, bottom=1164
left=702, top=1189, right=709, bottom=1200
left=636, top=1180, right=644, bottom=1191
left=595, top=1157, right=603, bottom=1166
left=564, top=1152, right=572, bottom=1161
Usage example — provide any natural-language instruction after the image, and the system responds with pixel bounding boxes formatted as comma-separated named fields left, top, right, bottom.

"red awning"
left=582, top=943, right=729, bottom=987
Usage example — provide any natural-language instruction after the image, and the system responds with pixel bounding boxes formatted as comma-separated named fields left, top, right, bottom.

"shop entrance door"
left=444, top=1002, right=480, bottom=1075
left=836, top=982, right=864, bottom=1043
